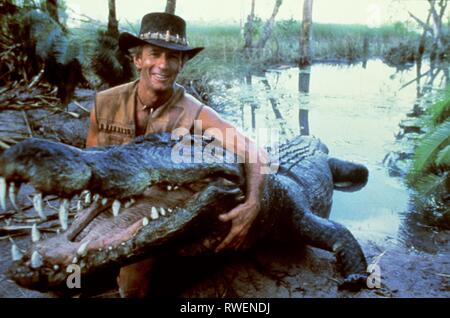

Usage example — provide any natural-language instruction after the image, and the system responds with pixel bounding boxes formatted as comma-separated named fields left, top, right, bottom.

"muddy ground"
left=0, top=90, right=448, bottom=298
left=1, top=201, right=449, bottom=298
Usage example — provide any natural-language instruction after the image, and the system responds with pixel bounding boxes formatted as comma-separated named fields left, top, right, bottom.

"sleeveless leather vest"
left=94, top=80, right=204, bottom=146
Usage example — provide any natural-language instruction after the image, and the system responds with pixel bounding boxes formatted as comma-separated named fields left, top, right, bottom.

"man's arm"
left=86, top=106, right=99, bottom=148
left=197, top=106, right=269, bottom=252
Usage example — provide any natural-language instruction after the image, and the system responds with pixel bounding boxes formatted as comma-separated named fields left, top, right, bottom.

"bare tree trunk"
left=411, top=1, right=448, bottom=60
left=243, top=0, right=255, bottom=49
left=428, top=0, right=447, bottom=59
left=255, top=0, right=283, bottom=49
left=45, top=0, right=67, bottom=32
left=45, top=0, right=59, bottom=23
left=298, top=67, right=311, bottom=135
left=107, top=0, right=119, bottom=38
left=299, top=0, right=313, bottom=67
left=165, top=0, right=176, bottom=14
left=417, top=11, right=431, bottom=59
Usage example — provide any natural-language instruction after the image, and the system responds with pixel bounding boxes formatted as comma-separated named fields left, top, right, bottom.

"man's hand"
left=215, top=200, right=260, bottom=252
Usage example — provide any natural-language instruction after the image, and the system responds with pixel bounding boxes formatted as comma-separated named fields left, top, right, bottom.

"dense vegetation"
left=407, top=86, right=450, bottom=229
left=2, top=0, right=449, bottom=99
left=180, top=21, right=427, bottom=83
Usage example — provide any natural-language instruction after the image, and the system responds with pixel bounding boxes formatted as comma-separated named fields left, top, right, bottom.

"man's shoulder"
left=97, top=80, right=138, bottom=98
left=178, top=91, right=205, bottom=113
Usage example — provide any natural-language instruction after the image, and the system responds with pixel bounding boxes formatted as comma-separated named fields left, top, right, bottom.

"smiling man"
left=85, top=12, right=268, bottom=297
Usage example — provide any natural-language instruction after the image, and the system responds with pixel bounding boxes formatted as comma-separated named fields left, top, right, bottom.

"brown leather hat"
left=119, top=12, right=203, bottom=60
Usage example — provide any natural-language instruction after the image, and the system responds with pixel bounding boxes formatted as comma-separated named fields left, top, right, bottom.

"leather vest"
left=94, top=80, right=204, bottom=146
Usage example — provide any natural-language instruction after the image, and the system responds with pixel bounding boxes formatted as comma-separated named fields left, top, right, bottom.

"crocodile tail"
left=328, top=157, right=368, bottom=192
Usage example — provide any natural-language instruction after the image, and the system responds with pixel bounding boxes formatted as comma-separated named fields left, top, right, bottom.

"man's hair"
left=128, top=46, right=144, bottom=58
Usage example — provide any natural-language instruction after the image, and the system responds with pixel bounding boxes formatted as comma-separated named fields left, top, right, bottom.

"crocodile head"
left=1, top=133, right=245, bottom=291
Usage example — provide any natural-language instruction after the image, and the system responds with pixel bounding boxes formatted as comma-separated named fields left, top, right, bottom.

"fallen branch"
left=408, top=11, right=434, bottom=35
left=28, top=68, right=44, bottom=89
left=0, top=140, right=10, bottom=149
left=65, top=111, right=80, bottom=118
left=74, top=101, right=90, bottom=113
left=400, top=69, right=432, bottom=90
left=21, top=110, right=33, bottom=137
left=434, top=273, right=450, bottom=278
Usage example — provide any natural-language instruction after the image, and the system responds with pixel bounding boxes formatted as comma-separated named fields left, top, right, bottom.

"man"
left=86, top=12, right=268, bottom=297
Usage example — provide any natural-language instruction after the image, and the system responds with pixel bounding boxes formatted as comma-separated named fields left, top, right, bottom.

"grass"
left=175, top=20, right=423, bottom=89
left=67, top=18, right=447, bottom=92
left=183, top=20, right=421, bottom=65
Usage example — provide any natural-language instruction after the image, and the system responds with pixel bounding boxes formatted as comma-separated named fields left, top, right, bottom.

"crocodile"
left=0, top=132, right=369, bottom=293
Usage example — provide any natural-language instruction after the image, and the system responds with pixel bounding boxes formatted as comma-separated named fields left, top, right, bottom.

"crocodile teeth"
left=0, top=177, right=7, bottom=211
left=33, top=193, right=46, bottom=219
left=11, top=240, right=23, bottom=261
left=31, top=251, right=43, bottom=268
left=159, top=207, right=166, bottom=216
left=142, top=217, right=149, bottom=226
left=84, top=191, right=91, bottom=205
left=77, top=240, right=90, bottom=257
left=168, top=208, right=173, bottom=213
left=167, top=185, right=172, bottom=191
left=53, top=264, right=59, bottom=271
left=31, top=223, right=40, bottom=242
left=77, top=199, right=83, bottom=212
left=332, top=242, right=343, bottom=252
left=59, top=199, right=69, bottom=231
left=9, top=182, right=19, bottom=210
left=173, top=185, right=179, bottom=190
left=112, top=200, right=121, bottom=217
left=93, top=193, right=100, bottom=202
left=150, top=206, right=159, bottom=220
left=101, top=198, right=108, bottom=206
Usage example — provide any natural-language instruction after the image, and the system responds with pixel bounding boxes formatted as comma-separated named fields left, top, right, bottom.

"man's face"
left=134, top=44, right=183, bottom=92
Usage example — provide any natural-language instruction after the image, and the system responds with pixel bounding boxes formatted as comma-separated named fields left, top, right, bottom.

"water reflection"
left=298, top=66, right=310, bottom=136
left=212, top=59, right=448, bottom=249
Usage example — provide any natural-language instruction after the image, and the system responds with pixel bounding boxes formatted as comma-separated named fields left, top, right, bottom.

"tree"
left=255, top=0, right=283, bottom=49
left=428, top=0, right=447, bottom=59
left=91, top=0, right=135, bottom=88
left=165, top=0, right=176, bottom=14
left=243, top=0, right=255, bottom=49
left=107, top=0, right=118, bottom=38
left=299, top=0, right=313, bottom=67
left=409, top=0, right=448, bottom=60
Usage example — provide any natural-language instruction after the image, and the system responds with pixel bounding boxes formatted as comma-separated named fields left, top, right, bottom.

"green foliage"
left=66, top=17, right=428, bottom=89
left=35, top=26, right=63, bottom=59
left=0, top=0, right=89, bottom=105
left=410, top=121, right=450, bottom=175
left=429, top=89, right=450, bottom=126
left=436, top=144, right=450, bottom=167
left=382, top=41, right=417, bottom=67
left=91, top=29, right=135, bottom=88
left=183, top=20, right=421, bottom=68
left=407, top=87, right=450, bottom=229
left=55, top=36, right=81, bottom=65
